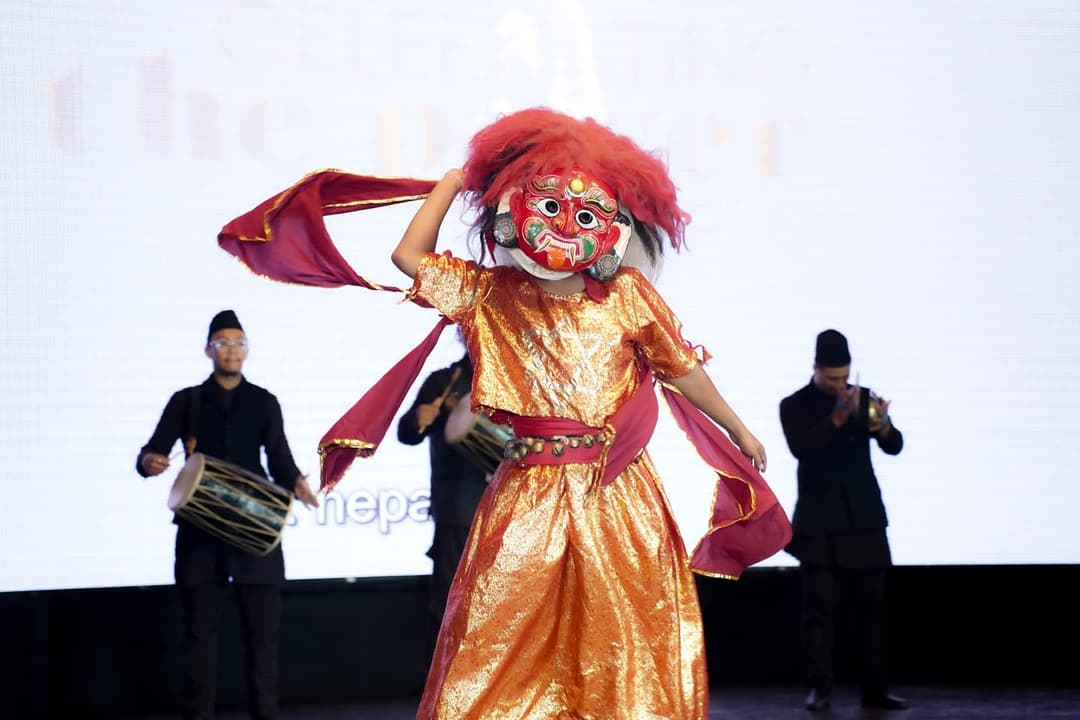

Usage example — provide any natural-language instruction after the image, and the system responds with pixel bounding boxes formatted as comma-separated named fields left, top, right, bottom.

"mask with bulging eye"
left=493, top=170, right=632, bottom=281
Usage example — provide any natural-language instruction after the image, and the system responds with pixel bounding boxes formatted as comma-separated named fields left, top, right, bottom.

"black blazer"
left=779, top=381, right=903, bottom=536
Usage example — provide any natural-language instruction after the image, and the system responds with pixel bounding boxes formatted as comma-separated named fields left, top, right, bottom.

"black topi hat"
left=207, top=309, right=244, bottom=343
left=815, top=329, right=851, bottom=367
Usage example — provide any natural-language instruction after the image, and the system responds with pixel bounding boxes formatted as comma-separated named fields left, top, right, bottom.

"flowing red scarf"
left=218, top=169, right=791, bottom=578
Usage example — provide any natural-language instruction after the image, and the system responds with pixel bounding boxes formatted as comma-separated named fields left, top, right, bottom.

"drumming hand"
left=141, top=452, right=170, bottom=476
left=416, top=399, right=443, bottom=433
left=293, top=474, right=319, bottom=509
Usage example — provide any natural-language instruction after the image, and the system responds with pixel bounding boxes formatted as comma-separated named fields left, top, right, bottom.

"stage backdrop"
left=2, top=1, right=1078, bottom=592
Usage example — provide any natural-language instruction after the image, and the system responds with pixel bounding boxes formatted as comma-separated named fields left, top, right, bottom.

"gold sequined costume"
left=414, top=253, right=708, bottom=720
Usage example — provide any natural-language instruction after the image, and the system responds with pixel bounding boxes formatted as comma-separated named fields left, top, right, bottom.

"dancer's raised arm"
left=391, top=169, right=464, bottom=278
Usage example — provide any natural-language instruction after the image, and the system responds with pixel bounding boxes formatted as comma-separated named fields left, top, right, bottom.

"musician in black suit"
left=136, top=309, right=318, bottom=720
left=779, top=329, right=908, bottom=713
left=397, top=351, right=489, bottom=668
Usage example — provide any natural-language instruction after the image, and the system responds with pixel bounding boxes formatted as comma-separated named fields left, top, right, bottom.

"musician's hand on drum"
left=416, top=399, right=443, bottom=433
left=140, top=452, right=170, bottom=476
left=293, top=474, right=319, bottom=509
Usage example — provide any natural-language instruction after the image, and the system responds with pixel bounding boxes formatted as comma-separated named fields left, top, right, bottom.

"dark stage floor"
left=134, top=685, right=1080, bottom=719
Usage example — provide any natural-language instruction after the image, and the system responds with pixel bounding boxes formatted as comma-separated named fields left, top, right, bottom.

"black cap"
left=815, top=329, right=851, bottom=367
left=207, top=309, right=243, bottom=343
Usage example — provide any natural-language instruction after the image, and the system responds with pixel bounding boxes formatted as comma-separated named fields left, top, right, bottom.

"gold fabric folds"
left=413, top=254, right=707, bottom=719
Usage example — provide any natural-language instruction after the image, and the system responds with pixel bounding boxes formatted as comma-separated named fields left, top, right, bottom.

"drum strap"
left=183, top=386, right=202, bottom=458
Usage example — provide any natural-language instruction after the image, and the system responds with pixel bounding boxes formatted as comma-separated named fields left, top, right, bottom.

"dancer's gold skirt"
left=417, top=452, right=707, bottom=719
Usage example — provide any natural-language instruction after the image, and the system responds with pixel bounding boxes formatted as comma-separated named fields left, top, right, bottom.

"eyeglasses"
left=208, top=338, right=248, bottom=351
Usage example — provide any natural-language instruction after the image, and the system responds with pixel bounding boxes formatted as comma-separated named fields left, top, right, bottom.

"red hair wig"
left=462, top=108, right=690, bottom=253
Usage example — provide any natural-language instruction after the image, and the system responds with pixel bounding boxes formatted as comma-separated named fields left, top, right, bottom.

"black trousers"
left=180, top=582, right=281, bottom=720
left=800, top=565, right=887, bottom=697
left=424, top=522, right=471, bottom=668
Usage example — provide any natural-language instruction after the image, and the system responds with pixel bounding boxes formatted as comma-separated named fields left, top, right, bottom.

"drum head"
left=167, top=453, right=206, bottom=511
left=167, top=452, right=291, bottom=556
left=444, top=391, right=479, bottom=444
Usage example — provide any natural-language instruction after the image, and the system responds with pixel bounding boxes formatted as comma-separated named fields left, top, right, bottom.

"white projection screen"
left=2, top=1, right=1078, bottom=592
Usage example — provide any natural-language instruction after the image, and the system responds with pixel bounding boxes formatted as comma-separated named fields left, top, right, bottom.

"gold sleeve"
left=409, top=252, right=490, bottom=323
left=621, top=269, right=703, bottom=380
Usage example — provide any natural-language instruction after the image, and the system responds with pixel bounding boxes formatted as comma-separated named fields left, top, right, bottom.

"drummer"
left=136, top=309, right=317, bottom=720
left=396, top=346, right=489, bottom=672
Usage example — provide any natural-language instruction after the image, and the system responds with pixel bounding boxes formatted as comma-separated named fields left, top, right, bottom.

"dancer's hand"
left=733, top=429, right=767, bottom=472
